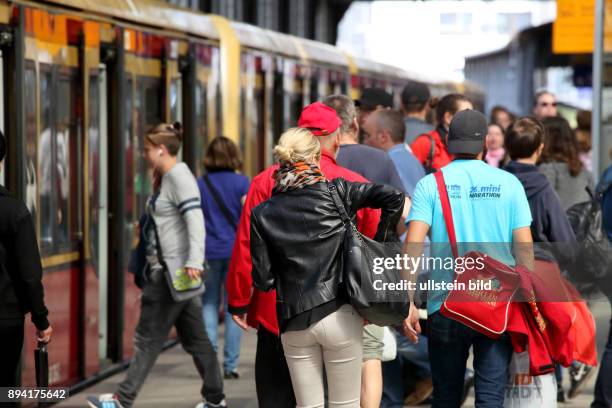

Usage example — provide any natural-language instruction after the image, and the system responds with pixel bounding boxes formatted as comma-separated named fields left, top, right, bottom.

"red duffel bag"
left=434, top=170, right=523, bottom=339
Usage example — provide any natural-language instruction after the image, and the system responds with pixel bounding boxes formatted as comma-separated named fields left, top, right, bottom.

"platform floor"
left=58, top=302, right=610, bottom=408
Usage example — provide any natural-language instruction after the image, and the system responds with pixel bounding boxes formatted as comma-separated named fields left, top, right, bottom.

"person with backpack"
left=503, top=117, right=586, bottom=402
left=410, top=94, right=472, bottom=173
left=403, top=109, right=535, bottom=407
left=88, top=123, right=225, bottom=408
left=0, top=131, right=52, bottom=388
left=591, top=162, right=612, bottom=408
left=197, top=136, right=249, bottom=380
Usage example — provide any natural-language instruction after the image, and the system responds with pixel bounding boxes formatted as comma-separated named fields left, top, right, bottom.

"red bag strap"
left=434, top=170, right=459, bottom=258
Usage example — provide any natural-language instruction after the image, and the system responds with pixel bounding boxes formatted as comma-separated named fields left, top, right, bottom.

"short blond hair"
left=273, top=128, right=320, bottom=164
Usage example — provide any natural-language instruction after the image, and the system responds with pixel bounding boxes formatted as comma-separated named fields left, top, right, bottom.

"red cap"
left=297, top=102, right=342, bottom=136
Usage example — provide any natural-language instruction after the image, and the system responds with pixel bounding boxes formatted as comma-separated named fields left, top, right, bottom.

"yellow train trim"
left=345, top=52, right=360, bottom=101
left=210, top=15, right=240, bottom=144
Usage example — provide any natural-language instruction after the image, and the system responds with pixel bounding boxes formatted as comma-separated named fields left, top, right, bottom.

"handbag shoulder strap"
left=204, top=174, right=237, bottom=230
left=433, top=170, right=458, bottom=258
left=327, top=181, right=351, bottom=225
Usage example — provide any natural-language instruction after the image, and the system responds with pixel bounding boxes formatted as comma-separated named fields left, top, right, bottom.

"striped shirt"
left=147, top=162, right=205, bottom=272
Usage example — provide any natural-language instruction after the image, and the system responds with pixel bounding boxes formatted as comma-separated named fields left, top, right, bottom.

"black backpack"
left=566, top=187, right=612, bottom=294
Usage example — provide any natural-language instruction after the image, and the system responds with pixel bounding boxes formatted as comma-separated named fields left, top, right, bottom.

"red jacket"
left=410, top=129, right=452, bottom=171
left=507, top=261, right=576, bottom=376
left=226, top=150, right=381, bottom=335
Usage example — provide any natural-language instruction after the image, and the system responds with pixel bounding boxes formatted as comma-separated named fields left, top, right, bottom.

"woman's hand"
left=185, top=267, right=201, bottom=280
left=402, top=302, right=421, bottom=343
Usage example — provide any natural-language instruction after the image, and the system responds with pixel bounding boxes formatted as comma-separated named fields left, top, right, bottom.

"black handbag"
left=328, top=181, right=409, bottom=326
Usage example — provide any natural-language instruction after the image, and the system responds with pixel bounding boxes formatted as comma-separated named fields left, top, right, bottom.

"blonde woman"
left=250, top=127, right=404, bottom=408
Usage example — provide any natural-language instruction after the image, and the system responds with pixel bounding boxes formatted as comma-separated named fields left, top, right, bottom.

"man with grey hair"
left=323, top=94, right=407, bottom=408
left=324, top=95, right=405, bottom=195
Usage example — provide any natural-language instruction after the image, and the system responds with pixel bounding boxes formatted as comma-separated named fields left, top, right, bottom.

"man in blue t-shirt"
left=402, top=109, right=534, bottom=407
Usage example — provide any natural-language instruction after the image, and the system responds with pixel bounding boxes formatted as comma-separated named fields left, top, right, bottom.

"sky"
left=336, top=0, right=557, bottom=82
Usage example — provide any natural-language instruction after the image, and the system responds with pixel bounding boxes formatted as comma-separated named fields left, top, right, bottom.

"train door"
left=86, top=62, right=109, bottom=367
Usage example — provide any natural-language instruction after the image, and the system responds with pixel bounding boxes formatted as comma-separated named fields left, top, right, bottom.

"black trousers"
left=255, top=327, right=296, bottom=408
left=0, top=320, right=24, bottom=387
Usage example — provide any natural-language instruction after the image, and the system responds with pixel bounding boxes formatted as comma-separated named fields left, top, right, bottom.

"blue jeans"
left=381, top=331, right=432, bottom=408
left=202, top=258, right=242, bottom=372
left=428, top=312, right=512, bottom=408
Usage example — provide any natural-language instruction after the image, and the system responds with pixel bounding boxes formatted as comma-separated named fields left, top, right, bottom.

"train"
left=0, top=0, right=484, bottom=389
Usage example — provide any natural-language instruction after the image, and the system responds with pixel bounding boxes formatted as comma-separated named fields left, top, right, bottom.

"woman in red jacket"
left=410, top=94, right=472, bottom=173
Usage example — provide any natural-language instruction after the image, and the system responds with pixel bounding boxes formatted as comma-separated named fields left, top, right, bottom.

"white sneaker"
left=194, top=399, right=227, bottom=408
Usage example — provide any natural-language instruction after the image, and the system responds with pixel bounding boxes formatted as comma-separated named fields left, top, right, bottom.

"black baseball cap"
left=447, top=109, right=488, bottom=155
left=355, top=88, right=393, bottom=111
left=401, top=81, right=430, bottom=106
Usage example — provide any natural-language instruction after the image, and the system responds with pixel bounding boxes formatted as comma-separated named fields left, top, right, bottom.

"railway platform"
left=56, top=301, right=610, bottom=407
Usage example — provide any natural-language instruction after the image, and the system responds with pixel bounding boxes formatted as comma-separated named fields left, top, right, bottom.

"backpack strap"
left=433, top=170, right=458, bottom=259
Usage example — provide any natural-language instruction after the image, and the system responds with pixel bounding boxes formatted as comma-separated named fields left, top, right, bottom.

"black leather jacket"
left=250, top=178, right=404, bottom=324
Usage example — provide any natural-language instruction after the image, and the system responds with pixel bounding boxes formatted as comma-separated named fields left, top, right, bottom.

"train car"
left=0, top=0, right=484, bottom=391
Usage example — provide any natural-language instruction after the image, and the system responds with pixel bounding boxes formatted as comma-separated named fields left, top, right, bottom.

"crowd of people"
left=0, top=80, right=611, bottom=408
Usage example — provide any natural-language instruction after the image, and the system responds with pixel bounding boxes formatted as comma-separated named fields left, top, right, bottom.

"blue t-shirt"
left=407, top=160, right=532, bottom=314
left=388, top=144, right=426, bottom=197
left=198, top=171, right=250, bottom=260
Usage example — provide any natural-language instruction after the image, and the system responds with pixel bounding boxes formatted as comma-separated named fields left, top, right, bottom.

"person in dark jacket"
left=504, top=117, right=577, bottom=267
left=251, top=127, right=404, bottom=408
left=592, top=162, right=612, bottom=408
left=0, top=130, right=52, bottom=387
left=504, top=117, right=589, bottom=402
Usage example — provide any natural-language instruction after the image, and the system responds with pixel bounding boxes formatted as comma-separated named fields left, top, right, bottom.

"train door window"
left=36, top=64, right=81, bottom=254
left=25, top=66, right=37, bottom=233
left=38, top=68, right=54, bottom=249
left=124, top=77, right=134, bottom=259
left=56, top=73, right=82, bottom=249
left=170, top=78, right=182, bottom=124
left=90, top=66, right=109, bottom=361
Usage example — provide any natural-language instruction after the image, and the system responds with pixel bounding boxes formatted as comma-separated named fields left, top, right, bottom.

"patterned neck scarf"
left=273, top=161, right=327, bottom=193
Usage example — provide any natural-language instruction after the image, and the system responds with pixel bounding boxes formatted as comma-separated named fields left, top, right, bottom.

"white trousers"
left=281, top=304, right=364, bottom=408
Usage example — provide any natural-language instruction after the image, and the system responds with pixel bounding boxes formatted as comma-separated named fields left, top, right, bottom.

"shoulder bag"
left=434, top=170, right=522, bottom=339
left=328, top=180, right=409, bottom=326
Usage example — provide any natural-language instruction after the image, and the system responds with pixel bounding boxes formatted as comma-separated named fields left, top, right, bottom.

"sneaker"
left=568, top=362, right=595, bottom=399
left=86, top=393, right=124, bottom=408
left=194, top=399, right=228, bottom=408
left=224, top=370, right=240, bottom=380
left=461, top=372, right=475, bottom=406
